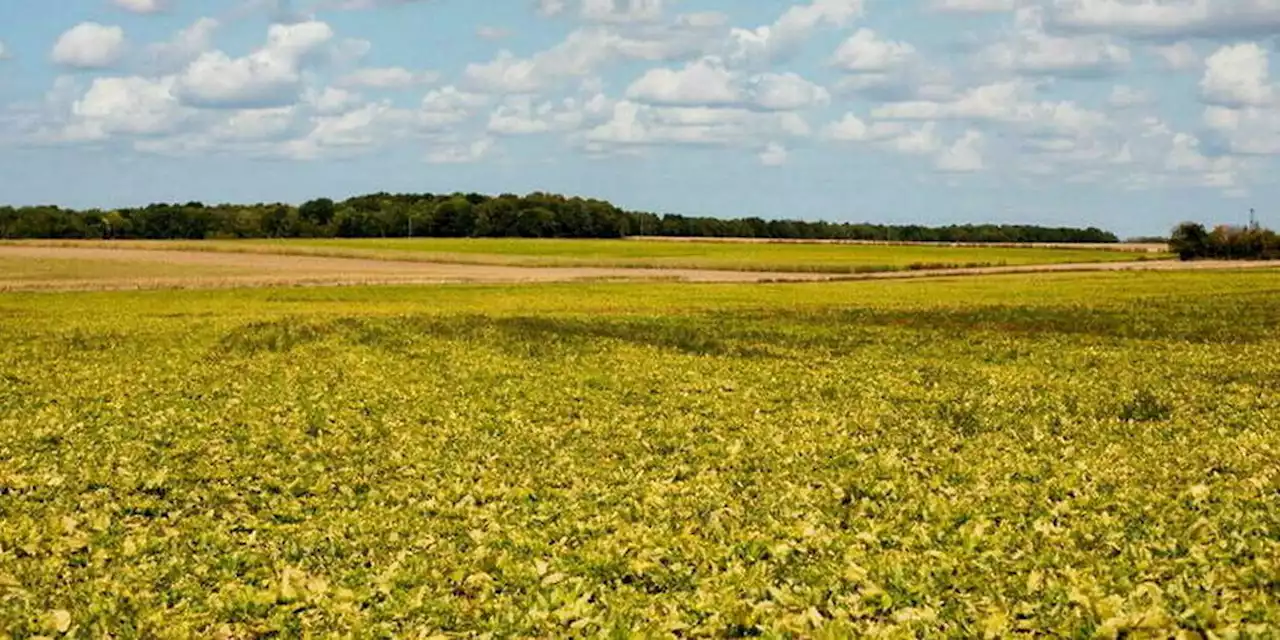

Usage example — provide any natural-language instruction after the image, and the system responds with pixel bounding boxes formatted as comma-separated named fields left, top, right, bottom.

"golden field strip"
left=0, top=243, right=1274, bottom=292
left=0, top=237, right=1166, bottom=275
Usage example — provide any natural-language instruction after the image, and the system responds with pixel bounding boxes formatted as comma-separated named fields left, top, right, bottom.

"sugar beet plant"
left=0, top=272, right=1278, bottom=637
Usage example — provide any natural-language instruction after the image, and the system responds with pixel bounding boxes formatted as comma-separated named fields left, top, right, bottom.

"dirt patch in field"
left=0, top=245, right=1274, bottom=292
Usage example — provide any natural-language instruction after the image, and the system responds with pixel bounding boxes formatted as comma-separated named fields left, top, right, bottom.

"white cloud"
left=1108, top=84, right=1150, bottom=108
left=979, top=8, right=1130, bottom=77
left=1204, top=105, right=1280, bottom=155
left=729, top=0, right=865, bottom=65
left=175, top=21, right=335, bottom=108
left=10, top=0, right=1277, bottom=200
left=145, top=17, right=219, bottom=73
left=112, top=0, right=167, bottom=13
left=885, top=121, right=943, bottom=155
left=625, top=57, right=830, bottom=111
left=580, top=0, right=665, bottom=23
left=823, top=112, right=909, bottom=142
left=419, top=86, right=490, bottom=128
left=1049, top=0, right=1280, bottom=39
left=936, top=130, right=985, bottom=172
left=831, top=29, right=916, bottom=72
left=304, top=86, right=362, bottom=115
left=872, top=80, right=1110, bottom=140
left=487, top=93, right=610, bottom=135
left=338, top=67, right=439, bottom=89
left=758, top=142, right=789, bottom=166
left=63, top=76, right=189, bottom=141
left=464, top=17, right=721, bottom=94
left=749, top=72, right=831, bottom=111
left=476, top=26, right=513, bottom=40
left=465, top=30, right=616, bottom=93
left=626, top=57, right=739, bottom=106
left=1200, top=42, right=1273, bottom=107
left=583, top=100, right=810, bottom=149
left=1150, top=42, right=1200, bottom=71
left=538, top=0, right=568, bottom=16
left=426, top=137, right=495, bottom=164
left=0, top=40, right=9, bottom=60
left=51, top=23, right=127, bottom=69
left=931, top=0, right=1015, bottom=12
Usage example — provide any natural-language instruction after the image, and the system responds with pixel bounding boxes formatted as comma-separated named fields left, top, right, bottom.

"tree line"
left=0, top=192, right=1120, bottom=243
left=1170, top=222, right=1280, bottom=261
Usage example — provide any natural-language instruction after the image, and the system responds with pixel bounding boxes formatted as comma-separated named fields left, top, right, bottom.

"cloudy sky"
left=0, top=0, right=1277, bottom=236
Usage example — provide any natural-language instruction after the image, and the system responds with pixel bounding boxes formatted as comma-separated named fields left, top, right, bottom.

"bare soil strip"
left=0, top=246, right=1274, bottom=292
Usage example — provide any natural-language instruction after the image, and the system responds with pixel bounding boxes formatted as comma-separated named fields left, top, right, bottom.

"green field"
left=2, top=272, right=1278, bottom=637
left=5, top=238, right=1162, bottom=274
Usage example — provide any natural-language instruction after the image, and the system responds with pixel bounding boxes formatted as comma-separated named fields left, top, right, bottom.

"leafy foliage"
left=0, top=272, right=1277, bottom=636
left=0, top=193, right=1121, bottom=243
left=1171, top=221, right=1280, bottom=261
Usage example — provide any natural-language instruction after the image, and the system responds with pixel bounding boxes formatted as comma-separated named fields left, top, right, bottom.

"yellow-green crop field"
left=3, top=237, right=1161, bottom=274
left=1, top=271, right=1278, bottom=637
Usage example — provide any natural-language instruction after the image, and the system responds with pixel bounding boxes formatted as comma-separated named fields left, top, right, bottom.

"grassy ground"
left=3, top=238, right=1164, bottom=274
left=1, top=272, right=1277, bottom=637
left=0, top=256, right=253, bottom=282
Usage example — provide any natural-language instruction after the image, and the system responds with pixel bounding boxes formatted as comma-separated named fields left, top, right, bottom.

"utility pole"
left=1249, top=208, right=1258, bottom=231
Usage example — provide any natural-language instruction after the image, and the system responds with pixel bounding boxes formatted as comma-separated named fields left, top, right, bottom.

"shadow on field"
left=215, top=292, right=1279, bottom=358
left=218, top=314, right=787, bottom=358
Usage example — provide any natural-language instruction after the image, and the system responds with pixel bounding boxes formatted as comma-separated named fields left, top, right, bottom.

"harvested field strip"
left=0, top=245, right=1274, bottom=292
left=0, top=238, right=1163, bottom=274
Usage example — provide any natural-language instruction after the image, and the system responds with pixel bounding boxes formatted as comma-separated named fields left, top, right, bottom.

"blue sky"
left=1, top=1, right=1278, bottom=236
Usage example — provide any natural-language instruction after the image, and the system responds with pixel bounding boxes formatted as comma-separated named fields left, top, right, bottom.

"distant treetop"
left=0, top=192, right=1120, bottom=244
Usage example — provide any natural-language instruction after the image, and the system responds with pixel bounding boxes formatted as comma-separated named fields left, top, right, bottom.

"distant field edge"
left=0, top=239, right=1169, bottom=275
left=0, top=243, right=1274, bottom=293
left=625, top=236, right=1168, bottom=253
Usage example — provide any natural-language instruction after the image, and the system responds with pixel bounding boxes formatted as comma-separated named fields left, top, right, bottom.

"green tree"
left=299, top=198, right=336, bottom=226
left=1169, top=222, right=1210, bottom=261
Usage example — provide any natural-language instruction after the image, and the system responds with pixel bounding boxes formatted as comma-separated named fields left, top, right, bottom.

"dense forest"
left=0, top=192, right=1121, bottom=243
left=1170, top=222, right=1280, bottom=260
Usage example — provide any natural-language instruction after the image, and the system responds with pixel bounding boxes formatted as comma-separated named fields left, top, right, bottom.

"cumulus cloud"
left=931, top=0, right=1016, bottom=12
left=729, top=0, right=865, bottom=65
left=487, top=93, right=610, bottom=135
left=1107, top=84, right=1150, bottom=108
left=464, top=16, right=722, bottom=94
left=1200, top=42, right=1273, bottom=107
left=338, top=67, right=439, bottom=89
left=112, top=0, right=168, bottom=13
left=871, top=80, right=1110, bottom=140
left=583, top=100, right=811, bottom=149
left=979, top=8, right=1130, bottom=77
left=476, top=26, right=513, bottom=40
left=145, top=17, right=219, bottom=73
left=758, top=141, right=789, bottom=166
left=174, top=21, right=335, bottom=108
left=625, top=57, right=830, bottom=111
left=831, top=29, right=916, bottom=72
left=580, top=0, right=665, bottom=23
left=426, top=137, right=495, bottom=164
left=1049, top=0, right=1280, bottom=40
left=936, top=130, right=985, bottom=172
left=11, top=0, right=1279, bottom=197
left=64, top=76, right=189, bottom=140
left=1204, top=105, right=1280, bottom=155
left=51, top=23, right=128, bottom=69
left=1150, top=42, right=1200, bottom=71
